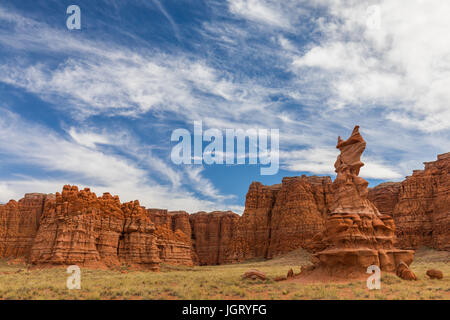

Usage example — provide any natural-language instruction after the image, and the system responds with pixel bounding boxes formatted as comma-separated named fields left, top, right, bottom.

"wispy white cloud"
left=0, top=108, right=236, bottom=211
left=0, top=0, right=448, bottom=204
left=291, top=0, right=450, bottom=132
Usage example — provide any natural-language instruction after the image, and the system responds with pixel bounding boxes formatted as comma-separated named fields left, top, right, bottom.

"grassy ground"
left=0, top=247, right=448, bottom=300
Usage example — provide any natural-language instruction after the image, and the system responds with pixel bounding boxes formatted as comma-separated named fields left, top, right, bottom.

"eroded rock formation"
left=0, top=187, right=239, bottom=269
left=0, top=193, right=49, bottom=259
left=307, top=126, right=414, bottom=276
left=224, top=182, right=279, bottom=262
left=369, top=153, right=450, bottom=250
left=30, top=186, right=160, bottom=270
left=190, top=211, right=239, bottom=265
left=147, top=209, right=195, bottom=266
left=0, top=145, right=448, bottom=270
left=225, top=176, right=331, bottom=262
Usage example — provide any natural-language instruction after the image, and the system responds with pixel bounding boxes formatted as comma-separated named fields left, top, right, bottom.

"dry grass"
left=0, top=247, right=448, bottom=300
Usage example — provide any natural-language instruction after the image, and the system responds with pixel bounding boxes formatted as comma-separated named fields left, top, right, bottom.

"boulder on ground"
left=274, top=276, right=286, bottom=282
left=242, top=269, right=266, bottom=280
left=287, top=268, right=294, bottom=278
left=396, top=261, right=417, bottom=280
left=426, top=269, right=443, bottom=279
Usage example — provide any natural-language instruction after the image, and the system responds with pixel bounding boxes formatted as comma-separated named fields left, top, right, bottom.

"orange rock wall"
left=0, top=193, right=49, bottom=258
left=189, top=211, right=239, bottom=265
left=225, top=176, right=332, bottom=262
left=369, top=153, right=450, bottom=250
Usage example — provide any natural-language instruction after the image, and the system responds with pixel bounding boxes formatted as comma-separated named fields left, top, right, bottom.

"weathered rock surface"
left=30, top=186, right=160, bottom=270
left=242, top=269, right=266, bottom=280
left=225, top=176, right=331, bottom=262
left=267, top=176, right=331, bottom=258
left=396, top=261, right=417, bottom=280
left=224, top=182, right=279, bottom=262
left=0, top=188, right=239, bottom=268
left=147, top=209, right=195, bottom=266
left=426, top=269, right=443, bottom=279
left=190, top=211, right=239, bottom=265
left=0, top=193, right=49, bottom=259
left=369, top=153, right=450, bottom=250
left=308, top=126, right=414, bottom=276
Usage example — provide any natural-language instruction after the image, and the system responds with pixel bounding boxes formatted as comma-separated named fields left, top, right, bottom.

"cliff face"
left=147, top=209, right=195, bottom=266
left=225, top=176, right=332, bottom=262
left=190, top=211, right=239, bottom=265
left=0, top=187, right=239, bottom=268
left=224, top=182, right=280, bottom=262
left=267, top=176, right=331, bottom=258
left=30, top=186, right=160, bottom=270
left=0, top=193, right=48, bottom=259
left=369, top=153, right=450, bottom=250
left=0, top=150, right=448, bottom=269
left=226, top=152, right=449, bottom=264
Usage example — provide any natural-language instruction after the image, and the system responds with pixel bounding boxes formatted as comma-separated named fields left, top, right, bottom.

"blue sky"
left=0, top=0, right=449, bottom=213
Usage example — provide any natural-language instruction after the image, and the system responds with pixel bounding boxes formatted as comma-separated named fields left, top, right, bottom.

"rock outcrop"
left=307, top=126, right=414, bottom=276
left=267, top=176, right=331, bottom=258
left=396, top=261, right=417, bottom=280
left=369, top=153, right=450, bottom=250
left=190, top=211, right=239, bottom=265
left=0, top=193, right=49, bottom=259
left=225, top=176, right=331, bottom=262
left=0, top=147, right=448, bottom=269
left=147, top=209, right=195, bottom=266
left=242, top=269, right=266, bottom=280
left=0, top=187, right=240, bottom=268
left=224, top=182, right=280, bottom=262
left=30, top=186, right=160, bottom=270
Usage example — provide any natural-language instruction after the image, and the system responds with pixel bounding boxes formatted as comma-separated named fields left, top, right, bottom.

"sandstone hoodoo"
left=305, top=126, right=415, bottom=277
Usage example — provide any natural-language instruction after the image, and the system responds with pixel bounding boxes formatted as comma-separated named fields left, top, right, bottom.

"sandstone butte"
left=0, top=130, right=448, bottom=269
left=0, top=186, right=239, bottom=269
left=224, top=146, right=449, bottom=264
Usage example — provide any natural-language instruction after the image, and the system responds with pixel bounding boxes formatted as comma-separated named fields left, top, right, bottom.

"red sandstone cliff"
left=226, top=152, right=449, bottom=263
left=147, top=209, right=195, bottom=266
left=225, top=176, right=332, bottom=262
left=267, top=176, right=331, bottom=258
left=0, top=187, right=239, bottom=268
left=30, top=186, right=160, bottom=270
left=369, top=153, right=450, bottom=250
left=189, top=211, right=239, bottom=265
left=0, top=150, right=448, bottom=269
left=0, top=193, right=49, bottom=259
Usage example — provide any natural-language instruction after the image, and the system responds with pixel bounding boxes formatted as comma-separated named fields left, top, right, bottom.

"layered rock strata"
left=30, top=186, right=160, bottom=270
left=189, top=211, right=239, bottom=265
left=309, top=126, right=414, bottom=276
left=147, top=209, right=195, bottom=266
left=369, top=153, right=450, bottom=250
left=0, top=193, right=50, bottom=258
left=225, top=176, right=332, bottom=262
